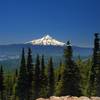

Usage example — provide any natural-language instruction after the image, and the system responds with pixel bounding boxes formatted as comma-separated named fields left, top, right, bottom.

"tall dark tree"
left=34, top=54, right=41, bottom=99
left=47, top=57, right=55, bottom=97
left=55, top=60, right=65, bottom=96
left=76, top=56, right=92, bottom=96
left=6, top=74, right=14, bottom=99
left=56, top=41, right=82, bottom=96
left=16, top=48, right=28, bottom=100
left=15, top=69, right=18, bottom=78
left=0, top=65, right=5, bottom=100
left=27, top=48, right=34, bottom=100
left=13, top=69, right=18, bottom=84
left=57, top=60, right=62, bottom=82
left=12, top=69, right=18, bottom=100
left=40, top=55, right=48, bottom=98
left=89, top=33, right=100, bottom=96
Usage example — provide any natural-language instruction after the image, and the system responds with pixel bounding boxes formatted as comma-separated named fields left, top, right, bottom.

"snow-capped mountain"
left=27, top=35, right=65, bottom=46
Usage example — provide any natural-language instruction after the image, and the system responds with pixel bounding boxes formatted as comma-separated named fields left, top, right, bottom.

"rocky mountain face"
left=36, top=96, right=100, bottom=100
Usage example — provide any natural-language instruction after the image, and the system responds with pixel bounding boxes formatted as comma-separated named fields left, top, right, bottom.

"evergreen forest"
left=0, top=33, right=100, bottom=100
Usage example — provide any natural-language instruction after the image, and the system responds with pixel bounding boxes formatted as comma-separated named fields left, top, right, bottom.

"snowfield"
left=27, top=35, right=65, bottom=46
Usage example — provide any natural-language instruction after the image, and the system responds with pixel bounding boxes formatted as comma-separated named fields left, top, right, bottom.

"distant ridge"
left=26, top=35, right=65, bottom=46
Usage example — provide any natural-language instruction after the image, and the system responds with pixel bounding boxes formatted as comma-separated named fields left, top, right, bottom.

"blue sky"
left=0, top=0, right=100, bottom=47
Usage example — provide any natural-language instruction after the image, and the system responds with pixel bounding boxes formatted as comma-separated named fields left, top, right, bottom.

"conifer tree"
left=13, top=69, right=18, bottom=84
left=27, top=48, right=34, bottom=100
left=76, top=56, right=91, bottom=96
left=56, top=41, right=82, bottom=96
left=89, top=33, right=100, bottom=96
left=40, top=55, right=48, bottom=98
left=34, top=54, right=41, bottom=99
left=47, top=57, right=55, bottom=97
left=55, top=61, right=65, bottom=96
left=57, top=60, right=62, bottom=82
left=0, top=65, right=5, bottom=100
left=16, top=48, right=28, bottom=100
left=12, top=69, right=18, bottom=100
left=15, top=69, right=18, bottom=78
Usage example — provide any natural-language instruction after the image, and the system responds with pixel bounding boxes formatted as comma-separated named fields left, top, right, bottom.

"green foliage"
left=55, top=63, right=64, bottom=96
left=16, top=48, right=29, bottom=100
left=0, top=33, right=100, bottom=99
left=88, top=33, right=100, bottom=96
left=40, top=55, right=48, bottom=98
left=47, top=57, right=55, bottom=97
left=76, top=56, right=92, bottom=96
left=56, top=41, right=82, bottom=96
left=34, top=54, right=41, bottom=99
left=0, top=65, right=5, bottom=100
left=27, top=48, right=34, bottom=100
left=55, top=61, right=62, bottom=83
left=5, top=74, right=14, bottom=100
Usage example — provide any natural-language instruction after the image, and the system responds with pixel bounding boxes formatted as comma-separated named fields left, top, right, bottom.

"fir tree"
left=0, top=65, right=5, bottom=100
left=57, top=60, right=62, bottom=82
left=89, top=33, right=100, bottom=96
left=12, top=69, right=18, bottom=100
left=13, top=69, right=18, bottom=84
left=76, top=56, right=91, bottom=96
left=47, top=57, right=55, bottom=97
left=27, top=48, right=34, bottom=100
left=16, top=48, right=28, bottom=100
left=34, top=54, right=41, bottom=99
left=40, top=55, right=48, bottom=98
left=55, top=61, right=65, bottom=96
left=15, top=69, right=18, bottom=78
left=8, top=75, right=13, bottom=99
left=56, top=41, right=82, bottom=96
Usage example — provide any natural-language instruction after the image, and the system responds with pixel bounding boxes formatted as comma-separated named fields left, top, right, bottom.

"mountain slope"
left=26, top=35, right=65, bottom=46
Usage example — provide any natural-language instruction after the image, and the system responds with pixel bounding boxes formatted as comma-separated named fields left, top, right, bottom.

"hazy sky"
left=0, top=0, right=100, bottom=47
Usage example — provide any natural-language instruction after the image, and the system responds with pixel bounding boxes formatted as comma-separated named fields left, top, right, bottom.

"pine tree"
left=57, top=60, right=62, bottom=83
left=12, top=69, right=18, bottom=100
left=56, top=41, right=82, bottom=96
left=76, top=56, right=91, bottom=96
left=16, top=48, right=28, bottom=100
left=89, top=33, right=100, bottom=96
left=15, top=69, right=18, bottom=78
left=47, top=57, right=55, bottom=97
left=55, top=61, right=65, bottom=96
left=40, top=55, right=48, bottom=98
left=27, top=48, right=34, bottom=100
left=55, top=60, right=63, bottom=95
left=0, top=65, right=5, bottom=100
left=13, top=69, right=18, bottom=84
left=8, top=75, right=13, bottom=99
left=34, top=54, right=41, bottom=99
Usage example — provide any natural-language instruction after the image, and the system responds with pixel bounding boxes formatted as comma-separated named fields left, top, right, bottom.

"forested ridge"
left=0, top=33, right=100, bottom=100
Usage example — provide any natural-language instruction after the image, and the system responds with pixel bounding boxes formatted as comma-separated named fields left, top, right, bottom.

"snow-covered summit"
left=27, top=35, right=65, bottom=46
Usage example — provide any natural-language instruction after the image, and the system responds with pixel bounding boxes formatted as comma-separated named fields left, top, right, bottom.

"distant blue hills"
left=0, top=44, right=93, bottom=69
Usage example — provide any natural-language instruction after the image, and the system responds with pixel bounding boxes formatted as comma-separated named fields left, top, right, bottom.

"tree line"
left=0, top=33, right=100, bottom=100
